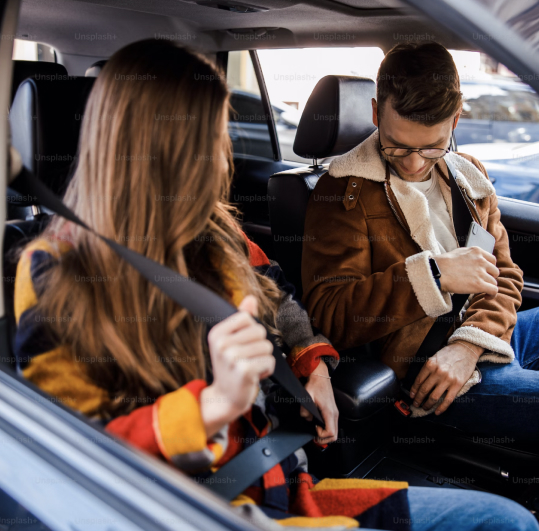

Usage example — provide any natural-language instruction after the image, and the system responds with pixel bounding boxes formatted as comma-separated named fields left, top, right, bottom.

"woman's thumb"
left=238, top=295, right=258, bottom=317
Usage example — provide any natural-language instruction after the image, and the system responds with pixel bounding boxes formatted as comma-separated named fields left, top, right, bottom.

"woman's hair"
left=32, top=39, right=282, bottom=418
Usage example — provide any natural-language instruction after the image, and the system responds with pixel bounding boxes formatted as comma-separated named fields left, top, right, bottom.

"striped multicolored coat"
left=14, top=233, right=410, bottom=530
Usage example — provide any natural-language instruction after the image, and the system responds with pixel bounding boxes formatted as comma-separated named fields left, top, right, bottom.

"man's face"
left=372, top=98, right=460, bottom=183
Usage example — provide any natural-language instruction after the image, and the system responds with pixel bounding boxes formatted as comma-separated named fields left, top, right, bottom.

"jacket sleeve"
left=301, top=173, right=428, bottom=351
left=106, top=380, right=230, bottom=473
left=448, top=157, right=523, bottom=362
left=244, top=234, right=340, bottom=377
left=14, top=240, right=227, bottom=474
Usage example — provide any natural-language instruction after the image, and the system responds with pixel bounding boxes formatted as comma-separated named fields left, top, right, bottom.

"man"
left=302, top=42, right=539, bottom=439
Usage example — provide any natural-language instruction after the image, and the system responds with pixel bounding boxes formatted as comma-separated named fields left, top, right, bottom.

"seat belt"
left=397, top=158, right=477, bottom=413
left=8, top=165, right=322, bottom=501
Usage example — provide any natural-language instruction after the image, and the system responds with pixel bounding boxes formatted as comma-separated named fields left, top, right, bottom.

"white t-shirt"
left=389, top=165, right=458, bottom=253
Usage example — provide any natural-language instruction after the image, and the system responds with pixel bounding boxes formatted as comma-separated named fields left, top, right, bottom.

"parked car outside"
left=456, top=74, right=539, bottom=146
left=229, top=89, right=301, bottom=161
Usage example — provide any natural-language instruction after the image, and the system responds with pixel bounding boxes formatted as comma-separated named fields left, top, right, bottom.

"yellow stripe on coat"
left=22, top=347, right=109, bottom=416
left=14, top=239, right=72, bottom=324
left=276, top=516, right=359, bottom=528
left=311, top=478, right=408, bottom=492
left=155, top=386, right=209, bottom=459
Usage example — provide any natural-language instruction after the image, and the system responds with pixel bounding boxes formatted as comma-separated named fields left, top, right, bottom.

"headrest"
left=9, top=76, right=95, bottom=196
left=11, top=60, right=68, bottom=105
left=293, top=75, right=377, bottom=160
left=85, top=59, right=107, bottom=77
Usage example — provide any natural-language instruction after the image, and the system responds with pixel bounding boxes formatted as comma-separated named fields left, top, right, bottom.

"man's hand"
left=436, top=246, right=499, bottom=300
left=300, top=360, right=339, bottom=444
left=410, top=341, right=483, bottom=415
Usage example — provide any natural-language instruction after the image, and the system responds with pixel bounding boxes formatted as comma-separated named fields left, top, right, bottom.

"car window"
left=12, top=38, right=56, bottom=62
left=490, top=86, right=539, bottom=122
left=460, top=83, right=494, bottom=120
left=461, top=81, right=539, bottom=123
left=258, top=46, right=384, bottom=163
left=454, top=53, right=539, bottom=204
left=227, top=51, right=274, bottom=160
left=230, top=92, right=268, bottom=125
left=258, top=46, right=539, bottom=204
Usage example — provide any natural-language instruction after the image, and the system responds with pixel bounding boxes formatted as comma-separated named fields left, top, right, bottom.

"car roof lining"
left=17, top=0, right=478, bottom=67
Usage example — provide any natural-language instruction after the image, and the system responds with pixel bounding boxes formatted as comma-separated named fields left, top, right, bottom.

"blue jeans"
left=361, top=486, right=538, bottom=531
left=421, top=307, right=539, bottom=442
left=361, top=310, right=539, bottom=531
left=407, top=486, right=538, bottom=531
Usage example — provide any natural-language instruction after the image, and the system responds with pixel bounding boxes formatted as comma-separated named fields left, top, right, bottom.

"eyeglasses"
left=378, top=114, right=455, bottom=160
left=379, top=144, right=451, bottom=159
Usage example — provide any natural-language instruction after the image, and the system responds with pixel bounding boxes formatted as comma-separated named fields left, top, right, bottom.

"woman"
left=13, top=40, right=537, bottom=531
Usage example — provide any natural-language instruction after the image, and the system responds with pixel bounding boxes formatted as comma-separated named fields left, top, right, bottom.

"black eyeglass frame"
left=378, top=115, right=457, bottom=160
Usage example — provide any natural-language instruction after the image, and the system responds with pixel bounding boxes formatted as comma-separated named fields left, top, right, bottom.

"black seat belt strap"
left=207, top=425, right=313, bottom=499
left=400, top=158, right=476, bottom=401
left=9, top=166, right=321, bottom=500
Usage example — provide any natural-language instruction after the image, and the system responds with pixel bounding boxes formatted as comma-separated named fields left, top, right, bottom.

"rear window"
left=12, top=38, right=56, bottom=62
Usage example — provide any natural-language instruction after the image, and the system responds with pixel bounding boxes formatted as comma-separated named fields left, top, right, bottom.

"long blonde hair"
left=32, top=39, right=281, bottom=417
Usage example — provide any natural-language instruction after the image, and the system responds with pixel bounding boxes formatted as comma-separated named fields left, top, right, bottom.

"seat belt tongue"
left=207, top=425, right=314, bottom=500
left=394, top=399, right=411, bottom=417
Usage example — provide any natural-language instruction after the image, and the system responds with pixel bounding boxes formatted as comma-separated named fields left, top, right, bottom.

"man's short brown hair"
left=376, top=42, right=462, bottom=126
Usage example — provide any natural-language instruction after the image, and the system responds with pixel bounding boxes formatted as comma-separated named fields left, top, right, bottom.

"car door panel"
left=498, top=197, right=539, bottom=310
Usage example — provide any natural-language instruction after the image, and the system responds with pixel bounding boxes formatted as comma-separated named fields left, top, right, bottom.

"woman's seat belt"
left=9, top=162, right=322, bottom=501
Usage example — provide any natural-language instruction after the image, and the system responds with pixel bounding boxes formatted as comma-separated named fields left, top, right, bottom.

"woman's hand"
left=410, top=341, right=483, bottom=415
left=201, top=295, right=275, bottom=438
left=300, top=360, right=339, bottom=444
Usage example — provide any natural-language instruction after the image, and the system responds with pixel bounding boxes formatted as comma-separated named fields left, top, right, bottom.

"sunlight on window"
left=12, top=39, right=55, bottom=62
left=258, top=47, right=384, bottom=114
left=12, top=39, right=38, bottom=61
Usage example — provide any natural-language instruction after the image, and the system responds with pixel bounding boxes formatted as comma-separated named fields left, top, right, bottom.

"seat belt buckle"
left=394, top=399, right=412, bottom=417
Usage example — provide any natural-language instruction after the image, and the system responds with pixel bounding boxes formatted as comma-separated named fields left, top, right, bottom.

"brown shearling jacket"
left=302, top=130, right=523, bottom=380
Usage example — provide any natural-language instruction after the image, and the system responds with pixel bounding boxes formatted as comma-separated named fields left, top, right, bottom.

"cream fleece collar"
left=328, top=129, right=495, bottom=200
left=328, top=129, right=495, bottom=255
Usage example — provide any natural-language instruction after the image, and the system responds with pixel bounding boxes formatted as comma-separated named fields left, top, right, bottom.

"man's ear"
left=372, top=98, right=378, bottom=127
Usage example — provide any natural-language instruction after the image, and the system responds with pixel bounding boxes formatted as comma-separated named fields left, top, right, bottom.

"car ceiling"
left=17, top=0, right=477, bottom=62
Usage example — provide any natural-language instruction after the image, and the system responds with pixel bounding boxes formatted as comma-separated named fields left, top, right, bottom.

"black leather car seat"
left=11, top=60, right=68, bottom=106
left=5, top=75, right=96, bottom=360
left=10, top=76, right=95, bottom=199
left=268, top=75, right=376, bottom=299
left=85, top=59, right=107, bottom=77
left=9, top=61, right=70, bottom=220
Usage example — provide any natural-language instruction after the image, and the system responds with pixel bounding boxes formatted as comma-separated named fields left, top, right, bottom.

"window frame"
left=224, top=50, right=282, bottom=163
left=249, top=50, right=282, bottom=162
left=0, top=368, right=260, bottom=531
left=400, top=0, right=539, bottom=96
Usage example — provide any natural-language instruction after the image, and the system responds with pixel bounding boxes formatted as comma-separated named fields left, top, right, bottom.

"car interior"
left=2, top=0, right=539, bottom=528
